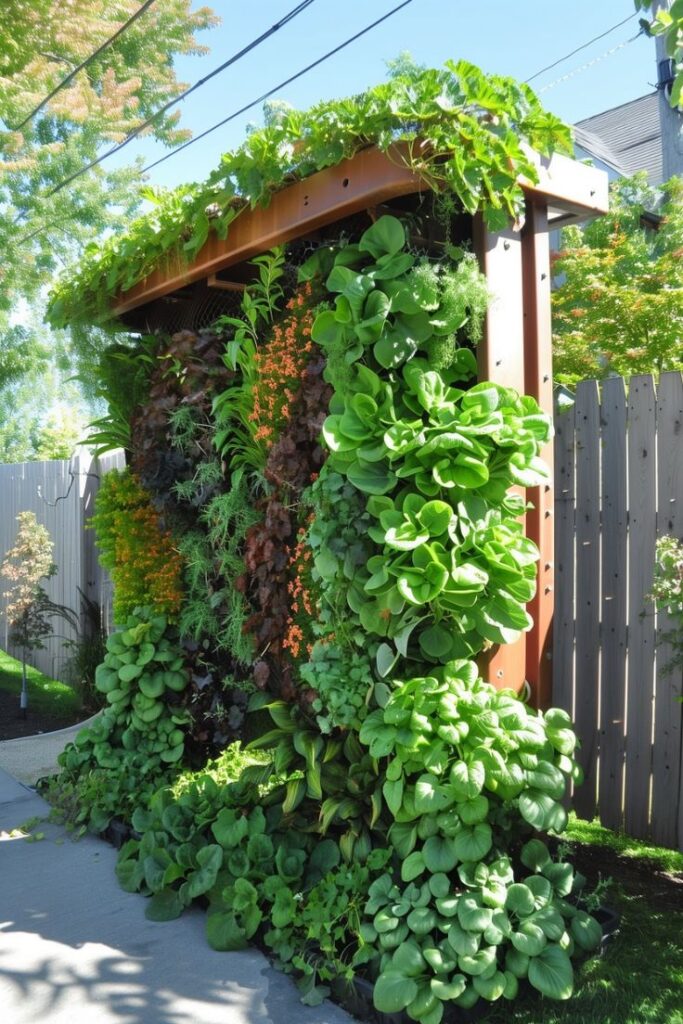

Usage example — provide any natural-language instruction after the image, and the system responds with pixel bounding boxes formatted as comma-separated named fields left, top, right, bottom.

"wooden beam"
left=520, top=146, right=609, bottom=222
left=113, top=146, right=608, bottom=318
left=473, top=214, right=528, bottom=695
left=114, top=146, right=425, bottom=317
left=522, top=202, right=554, bottom=709
left=206, top=274, right=246, bottom=292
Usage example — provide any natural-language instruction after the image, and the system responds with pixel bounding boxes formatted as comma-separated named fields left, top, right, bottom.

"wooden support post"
left=473, top=214, right=527, bottom=693
left=522, top=202, right=554, bottom=708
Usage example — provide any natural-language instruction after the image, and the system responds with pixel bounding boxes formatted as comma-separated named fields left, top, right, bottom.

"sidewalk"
left=0, top=768, right=353, bottom=1024
left=0, top=714, right=100, bottom=786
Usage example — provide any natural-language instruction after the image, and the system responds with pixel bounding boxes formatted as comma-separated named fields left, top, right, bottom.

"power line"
left=537, top=30, right=643, bottom=94
left=46, top=0, right=318, bottom=198
left=525, top=11, right=638, bottom=84
left=6, top=0, right=158, bottom=132
left=140, top=0, right=417, bottom=177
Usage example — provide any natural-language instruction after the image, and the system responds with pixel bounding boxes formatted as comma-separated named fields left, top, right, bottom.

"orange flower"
left=249, top=283, right=316, bottom=449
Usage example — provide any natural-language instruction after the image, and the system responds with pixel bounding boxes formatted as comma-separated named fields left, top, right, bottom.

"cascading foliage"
left=45, top=58, right=600, bottom=1023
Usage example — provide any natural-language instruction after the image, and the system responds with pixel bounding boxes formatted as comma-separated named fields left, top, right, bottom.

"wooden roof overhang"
left=112, top=144, right=608, bottom=708
left=113, top=144, right=608, bottom=323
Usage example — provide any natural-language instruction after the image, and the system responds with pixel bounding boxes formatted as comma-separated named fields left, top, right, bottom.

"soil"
left=567, top=837, right=683, bottom=911
left=0, top=689, right=83, bottom=741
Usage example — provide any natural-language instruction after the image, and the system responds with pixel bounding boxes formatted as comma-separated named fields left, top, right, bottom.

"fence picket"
left=652, top=372, right=683, bottom=848
left=0, top=452, right=123, bottom=680
left=572, top=380, right=601, bottom=820
left=599, top=377, right=628, bottom=831
left=624, top=375, right=657, bottom=839
left=553, top=402, right=575, bottom=721
left=553, top=371, right=683, bottom=850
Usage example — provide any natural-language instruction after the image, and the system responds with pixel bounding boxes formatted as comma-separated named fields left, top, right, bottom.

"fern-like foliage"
left=177, top=478, right=260, bottom=666
left=211, top=248, right=285, bottom=485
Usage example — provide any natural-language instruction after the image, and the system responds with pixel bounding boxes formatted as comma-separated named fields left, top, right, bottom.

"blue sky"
left=114, top=0, right=658, bottom=192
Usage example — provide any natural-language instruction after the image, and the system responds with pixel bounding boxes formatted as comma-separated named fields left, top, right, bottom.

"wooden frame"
left=112, top=145, right=608, bottom=704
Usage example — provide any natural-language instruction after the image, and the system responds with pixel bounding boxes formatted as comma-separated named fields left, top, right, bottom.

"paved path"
left=0, top=768, right=353, bottom=1024
left=0, top=715, right=100, bottom=787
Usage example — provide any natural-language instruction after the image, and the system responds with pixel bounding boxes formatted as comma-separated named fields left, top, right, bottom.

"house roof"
left=572, top=125, right=629, bottom=177
left=575, top=92, right=663, bottom=184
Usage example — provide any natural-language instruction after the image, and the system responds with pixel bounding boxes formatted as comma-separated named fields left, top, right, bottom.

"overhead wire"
left=525, top=11, right=638, bottom=84
left=46, top=0, right=318, bottom=198
left=537, top=29, right=644, bottom=94
left=6, top=0, right=158, bottom=131
left=139, top=0, right=417, bottom=177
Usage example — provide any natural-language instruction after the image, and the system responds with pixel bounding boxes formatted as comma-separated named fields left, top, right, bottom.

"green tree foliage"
left=552, top=174, right=683, bottom=385
left=0, top=1, right=217, bottom=290
left=0, top=0, right=217, bottom=389
left=0, top=312, right=90, bottom=463
left=636, top=0, right=683, bottom=106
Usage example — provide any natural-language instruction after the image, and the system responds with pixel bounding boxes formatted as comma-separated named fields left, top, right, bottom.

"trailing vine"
left=47, top=59, right=571, bottom=330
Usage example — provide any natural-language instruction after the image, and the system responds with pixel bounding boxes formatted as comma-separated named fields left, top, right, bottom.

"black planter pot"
left=103, top=818, right=131, bottom=849
left=593, top=904, right=621, bottom=955
left=100, top=817, right=141, bottom=849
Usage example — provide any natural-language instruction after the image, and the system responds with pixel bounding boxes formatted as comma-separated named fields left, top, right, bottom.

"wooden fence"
left=553, top=371, right=683, bottom=850
left=0, top=450, right=124, bottom=682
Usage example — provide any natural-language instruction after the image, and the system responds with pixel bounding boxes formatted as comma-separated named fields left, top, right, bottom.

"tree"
left=552, top=173, right=683, bottom=385
left=0, top=1, right=217, bottom=442
left=636, top=1, right=683, bottom=107
left=0, top=303, right=91, bottom=462
left=0, top=1, right=217, bottom=352
left=0, top=510, right=77, bottom=715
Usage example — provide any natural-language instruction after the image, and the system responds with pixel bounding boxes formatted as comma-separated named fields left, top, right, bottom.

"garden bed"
left=93, top=807, right=679, bottom=1024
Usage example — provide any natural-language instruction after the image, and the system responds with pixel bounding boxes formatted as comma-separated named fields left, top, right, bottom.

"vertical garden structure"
left=109, top=147, right=607, bottom=704
left=47, top=63, right=611, bottom=1020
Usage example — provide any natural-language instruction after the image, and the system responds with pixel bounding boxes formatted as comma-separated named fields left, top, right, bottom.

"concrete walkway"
left=0, top=714, right=100, bottom=786
left=0, top=768, right=353, bottom=1024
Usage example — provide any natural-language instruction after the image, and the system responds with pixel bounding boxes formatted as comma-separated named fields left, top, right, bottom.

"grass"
left=483, top=817, right=683, bottom=1024
left=0, top=649, right=81, bottom=719
left=565, top=813, right=683, bottom=875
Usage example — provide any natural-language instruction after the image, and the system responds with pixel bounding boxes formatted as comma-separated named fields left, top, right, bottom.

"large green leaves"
left=373, top=972, right=419, bottom=1014
left=527, top=945, right=574, bottom=1000
left=358, top=215, right=406, bottom=259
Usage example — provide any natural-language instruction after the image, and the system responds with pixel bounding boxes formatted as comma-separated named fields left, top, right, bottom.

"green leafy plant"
left=116, top=765, right=312, bottom=955
left=305, top=217, right=550, bottom=670
left=649, top=534, right=683, bottom=674
left=48, top=607, right=189, bottom=831
left=84, top=338, right=157, bottom=455
left=356, top=659, right=597, bottom=1019
left=47, top=60, right=571, bottom=329
left=211, top=247, right=286, bottom=483
left=176, top=477, right=259, bottom=666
